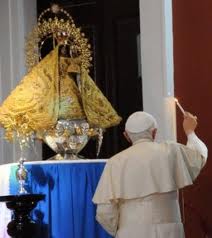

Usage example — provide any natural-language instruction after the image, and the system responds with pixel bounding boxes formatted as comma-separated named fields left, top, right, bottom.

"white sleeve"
left=186, top=132, right=208, bottom=163
left=96, top=203, right=119, bottom=237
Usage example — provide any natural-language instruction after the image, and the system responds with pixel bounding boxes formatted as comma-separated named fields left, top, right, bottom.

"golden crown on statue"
left=25, top=3, right=92, bottom=72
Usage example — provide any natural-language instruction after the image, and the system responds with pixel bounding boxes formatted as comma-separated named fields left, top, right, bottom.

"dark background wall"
left=37, top=0, right=142, bottom=159
left=173, top=1, right=212, bottom=237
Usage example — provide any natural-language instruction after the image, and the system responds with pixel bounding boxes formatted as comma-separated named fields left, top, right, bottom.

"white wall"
left=139, top=0, right=176, bottom=142
left=0, top=0, right=40, bottom=164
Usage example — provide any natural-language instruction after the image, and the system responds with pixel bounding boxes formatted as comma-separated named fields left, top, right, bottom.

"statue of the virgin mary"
left=0, top=5, right=121, bottom=159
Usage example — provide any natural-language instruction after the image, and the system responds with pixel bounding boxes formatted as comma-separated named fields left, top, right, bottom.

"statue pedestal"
left=0, top=194, right=45, bottom=238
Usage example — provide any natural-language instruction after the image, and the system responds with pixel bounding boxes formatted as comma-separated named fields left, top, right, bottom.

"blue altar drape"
left=9, top=162, right=112, bottom=238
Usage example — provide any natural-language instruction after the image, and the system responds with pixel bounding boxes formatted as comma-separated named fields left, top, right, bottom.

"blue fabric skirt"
left=9, top=162, right=112, bottom=238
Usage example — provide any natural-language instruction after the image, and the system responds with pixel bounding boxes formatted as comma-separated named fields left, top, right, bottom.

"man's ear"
left=123, top=131, right=132, bottom=144
left=152, top=128, right=157, bottom=140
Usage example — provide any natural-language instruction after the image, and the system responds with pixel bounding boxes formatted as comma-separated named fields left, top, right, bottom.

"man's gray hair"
left=125, top=111, right=157, bottom=143
left=125, top=111, right=157, bottom=134
left=126, top=129, right=154, bottom=143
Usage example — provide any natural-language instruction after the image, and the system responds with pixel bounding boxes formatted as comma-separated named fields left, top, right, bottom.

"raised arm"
left=183, top=112, right=208, bottom=163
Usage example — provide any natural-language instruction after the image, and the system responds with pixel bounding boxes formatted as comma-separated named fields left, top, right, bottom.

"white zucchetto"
left=125, top=111, right=158, bottom=133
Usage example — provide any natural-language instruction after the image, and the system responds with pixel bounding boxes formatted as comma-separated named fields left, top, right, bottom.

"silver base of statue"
left=44, top=119, right=103, bottom=160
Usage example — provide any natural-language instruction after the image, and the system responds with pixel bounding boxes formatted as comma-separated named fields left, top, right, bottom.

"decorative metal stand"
left=16, top=157, right=28, bottom=194
left=0, top=194, right=45, bottom=238
left=0, top=142, right=45, bottom=238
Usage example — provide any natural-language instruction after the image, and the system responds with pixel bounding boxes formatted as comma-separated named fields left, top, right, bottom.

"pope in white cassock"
left=92, top=111, right=208, bottom=238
